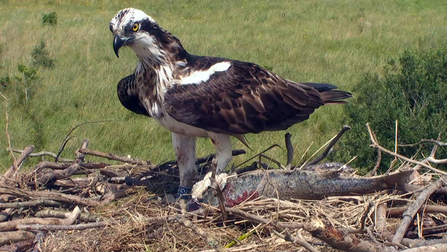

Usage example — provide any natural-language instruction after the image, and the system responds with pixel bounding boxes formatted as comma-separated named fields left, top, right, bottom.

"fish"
left=197, top=169, right=413, bottom=207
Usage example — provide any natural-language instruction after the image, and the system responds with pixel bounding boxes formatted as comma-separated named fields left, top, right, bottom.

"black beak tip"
left=113, top=35, right=125, bottom=58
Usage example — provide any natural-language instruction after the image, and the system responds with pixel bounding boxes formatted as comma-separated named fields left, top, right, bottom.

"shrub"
left=335, top=47, right=447, bottom=173
left=42, top=12, right=57, bottom=26
left=31, top=39, right=55, bottom=69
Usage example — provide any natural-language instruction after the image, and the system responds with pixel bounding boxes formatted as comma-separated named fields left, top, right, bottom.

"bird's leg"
left=172, top=132, right=197, bottom=199
left=191, top=133, right=233, bottom=200
left=207, top=132, right=233, bottom=173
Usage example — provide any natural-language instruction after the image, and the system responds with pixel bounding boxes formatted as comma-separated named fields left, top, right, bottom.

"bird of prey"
left=110, top=8, right=351, bottom=199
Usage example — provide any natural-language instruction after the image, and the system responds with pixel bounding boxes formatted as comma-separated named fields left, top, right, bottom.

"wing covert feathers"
left=164, top=58, right=351, bottom=135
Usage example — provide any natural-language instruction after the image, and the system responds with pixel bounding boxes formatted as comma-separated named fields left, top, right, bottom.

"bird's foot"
left=191, top=172, right=230, bottom=200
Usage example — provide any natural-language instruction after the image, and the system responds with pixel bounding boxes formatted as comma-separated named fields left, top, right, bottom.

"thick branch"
left=0, top=145, right=34, bottom=185
left=0, top=231, right=35, bottom=246
left=392, top=179, right=443, bottom=244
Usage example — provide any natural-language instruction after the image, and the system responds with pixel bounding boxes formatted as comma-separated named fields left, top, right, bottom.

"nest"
left=1, top=125, right=447, bottom=251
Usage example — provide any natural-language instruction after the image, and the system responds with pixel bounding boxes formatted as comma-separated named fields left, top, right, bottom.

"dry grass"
left=41, top=181, right=443, bottom=252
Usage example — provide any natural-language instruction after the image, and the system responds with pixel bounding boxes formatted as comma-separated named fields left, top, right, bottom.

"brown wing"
left=117, top=74, right=150, bottom=117
left=164, top=58, right=351, bottom=134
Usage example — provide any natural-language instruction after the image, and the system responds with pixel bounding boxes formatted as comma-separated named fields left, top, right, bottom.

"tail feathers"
left=303, top=82, right=352, bottom=104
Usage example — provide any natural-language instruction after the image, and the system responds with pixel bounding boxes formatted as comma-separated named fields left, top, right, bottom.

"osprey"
left=110, top=8, right=351, bottom=199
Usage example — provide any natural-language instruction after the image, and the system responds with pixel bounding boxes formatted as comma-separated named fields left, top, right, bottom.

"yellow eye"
left=132, top=23, right=139, bottom=32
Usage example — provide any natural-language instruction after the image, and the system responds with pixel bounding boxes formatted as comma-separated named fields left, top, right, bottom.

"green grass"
left=0, top=0, right=446, bottom=171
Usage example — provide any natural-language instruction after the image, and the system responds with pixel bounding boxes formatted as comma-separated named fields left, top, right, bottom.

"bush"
left=42, top=12, right=57, bottom=26
left=31, top=40, right=55, bottom=69
left=335, top=47, right=447, bottom=173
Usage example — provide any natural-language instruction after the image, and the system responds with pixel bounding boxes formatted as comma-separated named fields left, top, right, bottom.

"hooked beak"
left=113, top=35, right=128, bottom=58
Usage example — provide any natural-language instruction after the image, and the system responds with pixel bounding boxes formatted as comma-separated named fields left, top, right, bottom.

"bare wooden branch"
left=78, top=148, right=154, bottom=165
left=0, top=145, right=34, bottom=186
left=0, top=199, right=61, bottom=209
left=17, top=221, right=107, bottom=231
left=284, top=133, right=293, bottom=170
left=387, top=205, right=447, bottom=217
left=0, top=206, right=80, bottom=232
left=0, top=231, right=35, bottom=246
left=0, top=187, right=100, bottom=206
left=392, top=179, right=443, bottom=244
left=10, top=148, right=73, bottom=162
left=306, top=125, right=351, bottom=166
left=279, top=229, right=319, bottom=252
left=35, top=209, right=101, bottom=222
left=303, top=220, right=395, bottom=252
left=366, top=123, right=447, bottom=176
left=402, top=243, right=447, bottom=252
left=0, top=238, right=34, bottom=252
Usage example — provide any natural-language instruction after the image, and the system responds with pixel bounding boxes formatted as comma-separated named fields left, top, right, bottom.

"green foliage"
left=0, top=75, right=9, bottom=87
left=14, top=64, right=38, bottom=103
left=31, top=40, right=55, bottom=69
left=336, top=47, right=447, bottom=173
left=42, top=12, right=57, bottom=26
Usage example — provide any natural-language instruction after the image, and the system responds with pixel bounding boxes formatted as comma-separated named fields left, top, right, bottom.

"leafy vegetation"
left=335, top=47, right=447, bottom=173
left=32, top=40, right=55, bottom=69
left=0, top=0, right=446, bottom=171
left=42, top=12, right=57, bottom=26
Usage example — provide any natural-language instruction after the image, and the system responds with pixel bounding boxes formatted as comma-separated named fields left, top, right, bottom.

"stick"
left=402, top=243, right=447, bottom=252
left=17, top=221, right=107, bottom=231
left=10, top=148, right=73, bottom=162
left=0, top=199, right=61, bottom=209
left=306, top=125, right=351, bottom=166
left=277, top=229, right=319, bottom=252
left=387, top=205, right=447, bottom=217
left=35, top=209, right=101, bottom=222
left=0, top=238, right=34, bottom=252
left=303, top=220, right=394, bottom=252
left=78, top=148, right=154, bottom=165
left=0, top=145, right=35, bottom=185
left=366, top=123, right=447, bottom=176
left=0, top=231, right=35, bottom=246
left=0, top=206, right=80, bottom=232
left=392, top=179, right=442, bottom=244
left=284, top=133, right=293, bottom=170
left=0, top=186, right=101, bottom=206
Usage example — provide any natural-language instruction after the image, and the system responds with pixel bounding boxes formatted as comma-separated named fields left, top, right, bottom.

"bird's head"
left=110, top=8, right=185, bottom=64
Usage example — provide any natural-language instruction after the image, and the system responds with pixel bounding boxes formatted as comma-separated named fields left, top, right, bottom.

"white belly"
left=157, top=113, right=209, bottom=137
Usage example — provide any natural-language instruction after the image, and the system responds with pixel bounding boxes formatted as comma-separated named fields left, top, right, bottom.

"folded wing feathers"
left=165, top=59, right=351, bottom=134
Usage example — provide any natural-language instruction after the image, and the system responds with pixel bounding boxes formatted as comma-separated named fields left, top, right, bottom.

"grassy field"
left=0, top=0, right=446, bottom=171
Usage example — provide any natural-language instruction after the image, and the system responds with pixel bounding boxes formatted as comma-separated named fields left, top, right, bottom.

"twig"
left=0, top=186, right=101, bottom=206
left=78, top=148, right=153, bottom=165
left=0, top=199, right=61, bottom=210
left=234, top=144, right=281, bottom=169
left=399, top=137, right=447, bottom=148
left=366, top=123, right=447, bottom=176
left=284, top=133, right=293, bottom=170
left=306, top=125, right=351, bottom=166
left=402, top=243, right=447, bottom=252
left=275, top=229, right=319, bottom=252
left=387, top=205, right=447, bottom=217
left=17, top=221, right=107, bottom=231
left=9, top=148, right=73, bottom=162
left=55, top=120, right=113, bottom=162
left=0, top=145, right=35, bottom=186
left=392, top=179, right=442, bottom=244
